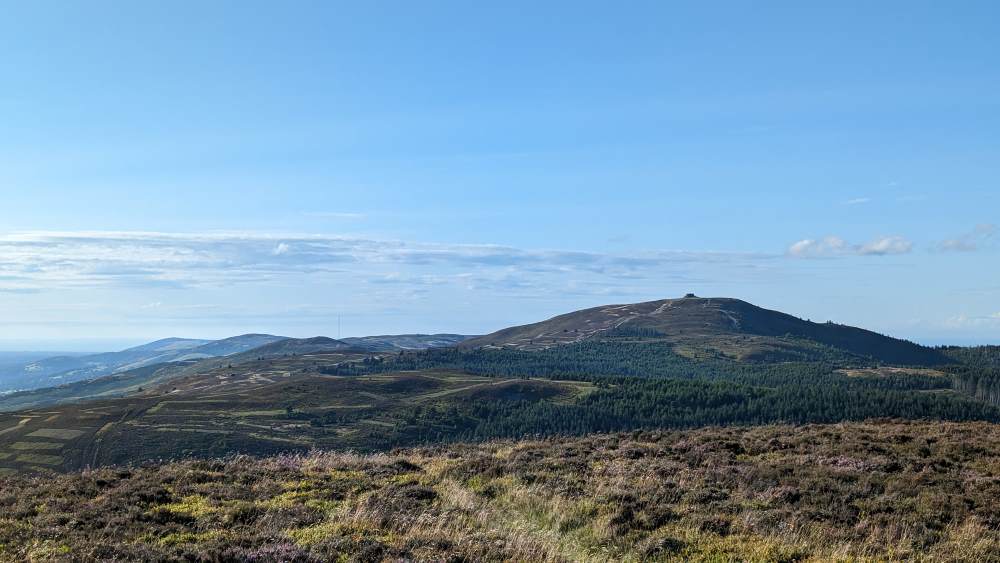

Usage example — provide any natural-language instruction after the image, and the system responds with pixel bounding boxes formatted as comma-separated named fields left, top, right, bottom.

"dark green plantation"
left=326, top=340, right=1000, bottom=433
left=943, top=346, right=1000, bottom=407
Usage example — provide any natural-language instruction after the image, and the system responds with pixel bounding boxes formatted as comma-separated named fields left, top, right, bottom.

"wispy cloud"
left=938, top=224, right=996, bottom=252
left=788, top=235, right=912, bottom=258
left=844, top=197, right=870, bottom=206
left=0, top=231, right=773, bottom=294
left=944, top=312, right=1000, bottom=329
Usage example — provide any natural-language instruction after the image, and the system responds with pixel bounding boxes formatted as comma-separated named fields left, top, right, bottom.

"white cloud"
left=788, top=235, right=912, bottom=258
left=858, top=236, right=913, bottom=256
left=844, top=197, right=870, bottom=205
left=787, top=236, right=849, bottom=258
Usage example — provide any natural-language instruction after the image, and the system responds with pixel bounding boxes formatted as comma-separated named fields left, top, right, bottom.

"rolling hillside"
left=0, top=335, right=288, bottom=393
left=224, top=336, right=354, bottom=359
left=0, top=336, right=465, bottom=412
left=462, top=295, right=949, bottom=365
left=0, top=343, right=995, bottom=474
left=0, top=301, right=990, bottom=477
left=0, top=356, right=593, bottom=473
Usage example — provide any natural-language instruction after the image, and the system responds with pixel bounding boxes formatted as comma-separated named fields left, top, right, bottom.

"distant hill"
left=177, top=334, right=291, bottom=358
left=14, top=338, right=206, bottom=381
left=0, top=334, right=288, bottom=393
left=222, top=335, right=475, bottom=361
left=228, top=336, right=355, bottom=359
left=0, top=334, right=472, bottom=410
left=0, top=336, right=353, bottom=410
left=462, top=295, right=950, bottom=366
left=341, top=334, right=472, bottom=351
left=0, top=351, right=84, bottom=374
left=122, top=338, right=212, bottom=353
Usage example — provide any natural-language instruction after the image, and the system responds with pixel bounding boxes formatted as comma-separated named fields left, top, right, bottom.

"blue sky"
left=1, top=1, right=998, bottom=350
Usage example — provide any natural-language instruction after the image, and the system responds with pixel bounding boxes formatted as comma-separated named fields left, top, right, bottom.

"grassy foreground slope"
left=2, top=421, right=999, bottom=562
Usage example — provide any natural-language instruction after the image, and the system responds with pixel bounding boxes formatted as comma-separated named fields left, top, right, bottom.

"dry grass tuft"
left=1, top=421, right=1000, bottom=561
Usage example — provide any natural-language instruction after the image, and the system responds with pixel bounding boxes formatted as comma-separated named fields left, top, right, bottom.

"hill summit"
left=462, top=295, right=949, bottom=366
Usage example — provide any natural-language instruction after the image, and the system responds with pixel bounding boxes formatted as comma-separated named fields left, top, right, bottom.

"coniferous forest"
left=311, top=340, right=1000, bottom=445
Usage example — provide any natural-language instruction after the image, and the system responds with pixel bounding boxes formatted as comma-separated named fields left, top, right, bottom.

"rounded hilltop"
left=460, top=295, right=950, bottom=366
